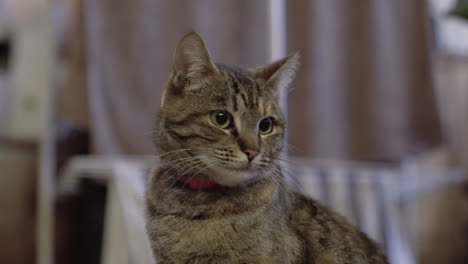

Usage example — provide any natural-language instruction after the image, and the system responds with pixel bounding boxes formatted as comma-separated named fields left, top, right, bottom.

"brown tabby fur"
left=145, top=32, right=388, bottom=264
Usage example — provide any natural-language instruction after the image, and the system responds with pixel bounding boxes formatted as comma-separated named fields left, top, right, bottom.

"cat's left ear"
left=172, top=31, right=219, bottom=87
left=250, top=53, right=299, bottom=91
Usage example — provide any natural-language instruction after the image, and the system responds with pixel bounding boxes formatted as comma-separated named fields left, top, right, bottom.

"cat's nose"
left=243, top=149, right=259, bottom=162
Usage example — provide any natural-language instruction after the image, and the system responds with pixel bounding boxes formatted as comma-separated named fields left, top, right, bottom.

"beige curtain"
left=84, top=0, right=269, bottom=154
left=84, top=0, right=442, bottom=161
left=287, top=0, right=441, bottom=161
left=434, top=53, right=468, bottom=170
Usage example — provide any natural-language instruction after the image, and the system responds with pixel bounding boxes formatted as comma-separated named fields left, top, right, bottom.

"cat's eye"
left=210, top=111, right=232, bottom=129
left=259, top=117, right=274, bottom=135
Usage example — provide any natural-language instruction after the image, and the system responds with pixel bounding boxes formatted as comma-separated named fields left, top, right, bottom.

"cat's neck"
left=177, top=176, right=220, bottom=189
left=151, top=166, right=292, bottom=219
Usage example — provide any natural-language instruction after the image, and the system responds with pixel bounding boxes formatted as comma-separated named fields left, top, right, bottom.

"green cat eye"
left=259, top=117, right=274, bottom=135
left=210, top=111, right=232, bottom=128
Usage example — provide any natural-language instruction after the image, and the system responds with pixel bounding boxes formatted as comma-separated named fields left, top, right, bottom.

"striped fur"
left=146, top=32, right=388, bottom=263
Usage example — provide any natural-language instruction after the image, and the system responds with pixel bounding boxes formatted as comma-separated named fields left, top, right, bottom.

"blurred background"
left=1, top=0, right=468, bottom=263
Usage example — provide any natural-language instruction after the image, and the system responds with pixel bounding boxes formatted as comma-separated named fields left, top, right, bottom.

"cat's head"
left=156, top=32, right=298, bottom=187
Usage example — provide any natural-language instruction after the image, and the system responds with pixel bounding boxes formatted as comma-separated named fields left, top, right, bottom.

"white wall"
left=0, top=0, right=53, bottom=142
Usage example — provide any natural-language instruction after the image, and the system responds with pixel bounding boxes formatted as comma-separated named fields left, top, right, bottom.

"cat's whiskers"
left=164, top=156, right=219, bottom=187
left=270, top=159, right=301, bottom=188
left=192, top=159, right=219, bottom=177
left=159, top=155, right=200, bottom=167
left=157, top=148, right=212, bottom=168
left=159, top=157, right=203, bottom=185
left=263, top=166, right=289, bottom=195
left=156, top=147, right=212, bottom=159
left=285, top=142, right=302, bottom=152
left=158, top=147, right=216, bottom=162
left=260, top=160, right=293, bottom=194
left=270, top=156, right=298, bottom=166
left=164, top=159, right=203, bottom=184
left=159, top=159, right=202, bottom=179
left=176, top=160, right=219, bottom=188
left=169, top=159, right=217, bottom=188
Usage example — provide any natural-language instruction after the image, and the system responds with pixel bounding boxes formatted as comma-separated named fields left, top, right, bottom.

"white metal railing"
left=60, top=155, right=465, bottom=264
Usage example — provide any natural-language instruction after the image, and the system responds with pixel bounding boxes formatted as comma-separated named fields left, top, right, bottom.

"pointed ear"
left=250, top=53, right=299, bottom=91
left=172, top=32, right=219, bottom=86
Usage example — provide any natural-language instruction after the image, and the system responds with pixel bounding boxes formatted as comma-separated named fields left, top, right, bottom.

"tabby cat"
left=145, top=32, right=388, bottom=264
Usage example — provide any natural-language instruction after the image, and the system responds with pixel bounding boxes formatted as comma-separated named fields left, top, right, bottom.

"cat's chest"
left=154, top=215, right=296, bottom=263
left=152, top=213, right=300, bottom=264
left=157, top=215, right=270, bottom=249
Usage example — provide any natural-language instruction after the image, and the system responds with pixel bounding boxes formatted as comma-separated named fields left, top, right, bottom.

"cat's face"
left=156, top=32, right=298, bottom=187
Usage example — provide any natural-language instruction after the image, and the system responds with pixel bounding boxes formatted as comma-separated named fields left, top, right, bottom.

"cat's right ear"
left=250, top=53, right=299, bottom=92
left=171, top=32, right=219, bottom=88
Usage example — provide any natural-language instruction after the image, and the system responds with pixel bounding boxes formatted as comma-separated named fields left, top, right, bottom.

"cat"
left=145, top=31, right=388, bottom=264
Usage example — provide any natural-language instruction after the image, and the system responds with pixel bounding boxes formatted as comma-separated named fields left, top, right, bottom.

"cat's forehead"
left=221, top=71, right=279, bottom=118
left=174, top=65, right=280, bottom=117
left=227, top=73, right=256, bottom=89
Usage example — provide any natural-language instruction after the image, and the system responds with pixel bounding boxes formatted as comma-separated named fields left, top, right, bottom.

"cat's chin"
left=207, top=166, right=257, bottom=187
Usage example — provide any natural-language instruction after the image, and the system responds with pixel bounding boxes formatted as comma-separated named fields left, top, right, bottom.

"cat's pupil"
left=259, top=118, right=272, bottom=132
left=216, top=112, right=228, bottom=125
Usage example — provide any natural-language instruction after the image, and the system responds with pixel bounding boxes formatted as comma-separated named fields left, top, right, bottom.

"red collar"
left=178, top=177, right=220, bottom=189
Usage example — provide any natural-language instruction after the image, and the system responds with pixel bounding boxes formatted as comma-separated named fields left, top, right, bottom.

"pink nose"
left=243, top=149, right=259, bottom=161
